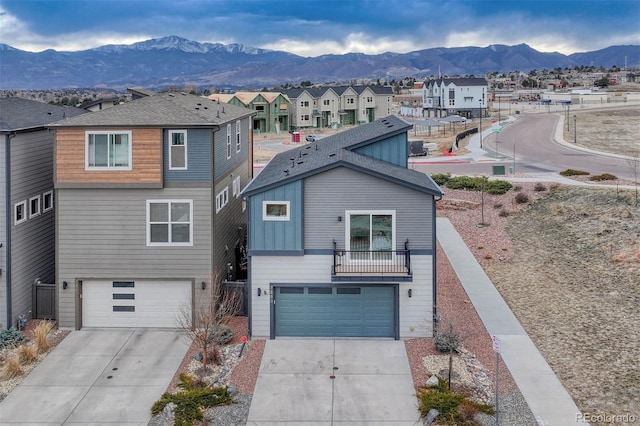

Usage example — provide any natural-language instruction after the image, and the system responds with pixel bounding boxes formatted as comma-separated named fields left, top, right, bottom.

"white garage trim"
left=82, top=280, right=192, bottom=328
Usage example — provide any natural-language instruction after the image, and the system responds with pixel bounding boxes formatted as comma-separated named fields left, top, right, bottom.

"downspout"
left=4, top=133, right=15, bottom=329
left=432, top=193, right=443, bottom=335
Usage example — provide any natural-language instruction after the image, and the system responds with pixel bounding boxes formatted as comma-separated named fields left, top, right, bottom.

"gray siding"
left=248, top=180, right=303, bottom=252
left=353, top=133, right=408, bottom=168
left=8, top=130, right=56, bottom=328
left=213, top=162, right=250, bottom=281
left=304, top=167, right=433, bottom=250
left=0, top=136, right=7, bottom=327
left=214, top=117, right=251, bottom=179
left=164, top=128, right=212, bottom=183
left=56, top=187, right=212, bottom=326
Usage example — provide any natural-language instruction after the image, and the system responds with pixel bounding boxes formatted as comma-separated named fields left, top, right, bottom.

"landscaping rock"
left=426, top=374, right=439, bottom=388
left=423, top=408, right=439, bottom=425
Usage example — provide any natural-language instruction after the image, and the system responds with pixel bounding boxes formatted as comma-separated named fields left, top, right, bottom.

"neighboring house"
left=242, top=115, right=443, bottom=339
left=49, top=93, right=255, bottom=329
left=283, top=85, right=394, bottom=130
left=423, top=77, right=488, bottom=118
left=82, top=96, right=120, bottom=112
left=209, top=92, right=290, bottom=135
left=0, top=98, right=86, bottom=329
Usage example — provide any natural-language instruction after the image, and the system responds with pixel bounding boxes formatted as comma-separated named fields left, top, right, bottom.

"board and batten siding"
left=353, top=133, right=408, bottom=167
left=8, top=130, right=56, bottom=328
left=213, top=117, right=251, bottom=179
left=0, top=135, right=7, bottom=327
left=249, top=254, right=433, bottom=338
left=55, top=128, right=162, bottom=185
left=304, top=167, right=434, bottom=251
left=56, top=187, right=212, bottom=327
left=248, top=180, right=302, bottom=252
left=163, top=128, right=212, bottom=183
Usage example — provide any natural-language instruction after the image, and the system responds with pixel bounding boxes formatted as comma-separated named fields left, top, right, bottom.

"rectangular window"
left=169, top=130, right=187, bottom=170
left=232, top=176, right=241, bottom=198
left=323, top=99, right=330, bottom=106
left=147, top=200, right=193, bottom=246
left=112, top=294, right=135, bottom=300
left=113, top=281, right=135, bottom=288
left=235, top=121, right=241, bottom=153
left=216, top=188, right=229, bottom=213
left=29, top=195, right=41, bottom=218
left=280, top=287, right=304, bottom=294
left=226, top=124, right=232, bottom=159
left=263, top=201, right=290, bottom=221
left=346, top=210, right=395, bottom=261
left=113, top=306, right=135, bottom=312
left=255, top=105, right=265, bottom=111
left=86, top=131, right=132, bottom=170
left=14, top=200, right=27, bottom=225
left=43, top=190, right=53, bottom=212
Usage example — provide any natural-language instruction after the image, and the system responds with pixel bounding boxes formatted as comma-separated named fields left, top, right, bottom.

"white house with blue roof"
left=242, top=115, right=443, bottom=339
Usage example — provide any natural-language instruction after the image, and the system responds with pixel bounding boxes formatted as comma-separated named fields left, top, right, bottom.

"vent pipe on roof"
left=222, top=106, right=225, bottom=114
left=217, top=111, right=220, bottom=118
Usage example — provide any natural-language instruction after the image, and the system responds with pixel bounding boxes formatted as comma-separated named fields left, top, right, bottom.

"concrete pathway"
left=437, top=218, right=584, bottom=425
left=246, top=339, right=420, bottom=425
left=0, top=329, right=190, bottom=425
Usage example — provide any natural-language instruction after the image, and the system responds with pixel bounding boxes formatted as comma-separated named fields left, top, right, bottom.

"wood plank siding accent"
left=55, top=128, right=162, bottom=185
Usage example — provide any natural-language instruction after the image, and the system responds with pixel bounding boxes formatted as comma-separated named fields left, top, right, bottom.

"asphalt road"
left=412, top=113, right=637, bottom=181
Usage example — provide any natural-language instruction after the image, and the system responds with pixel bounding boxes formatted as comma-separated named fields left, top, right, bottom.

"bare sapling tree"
left=434, top=315, right=467, bottom=390
left=176, top=272, right=244, bottom=371
left=628, top=150, right=639, bottom=207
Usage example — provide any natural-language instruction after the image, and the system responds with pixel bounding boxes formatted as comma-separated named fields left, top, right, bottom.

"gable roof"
left=243, top=115, right=443, bottom=197
left=0, top=97, right=87, bottom=133
left=49, top=92, right=254, bottom=128
left=431, top=77, right=487, bottom=87
left=282, top=85, right=394, bottom=100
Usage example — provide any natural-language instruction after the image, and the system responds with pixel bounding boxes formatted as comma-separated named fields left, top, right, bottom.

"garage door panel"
left=83, top=280, right=192, bottom=328
left=275, top=285, right=395, bottom=338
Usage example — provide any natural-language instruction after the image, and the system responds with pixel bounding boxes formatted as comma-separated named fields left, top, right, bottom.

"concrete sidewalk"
left=0, top=329, right=190, bottom=425
left=246, top=339, right=420, bottom=425
left=437, top=218, right=584, bottom=425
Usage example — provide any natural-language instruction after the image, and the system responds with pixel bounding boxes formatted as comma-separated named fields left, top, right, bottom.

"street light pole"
left=479, top=99, right=483, bottom=148
left=574, top=115, right=577, bottom=144
left=566, top=104, right=570, bottom=131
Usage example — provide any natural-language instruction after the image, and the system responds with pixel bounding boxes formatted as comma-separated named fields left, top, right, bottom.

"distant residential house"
left=242, top=115, right=443, bottom=339
left=282, top=85, right=394, bottom=130
left=82, top=96, right=120, bottom=112
left=0, top=98, right=86, bottom=329
left=209, top=92, right=290, bottom=135
left=49, top=93, right=254, bottom=329
left=423, top=77, right=488, bottom=118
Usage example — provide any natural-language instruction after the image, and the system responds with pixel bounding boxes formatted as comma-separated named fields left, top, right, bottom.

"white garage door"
left=82, top=280, right=192, bottom=328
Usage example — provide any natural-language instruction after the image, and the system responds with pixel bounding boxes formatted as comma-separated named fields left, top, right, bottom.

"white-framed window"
left=14, top=200, right=27, bottom=225
left=169, top=130, right=187, bottom=170
left=86, top=130, right=132, bottom=170
left=232, top=176, right=241, bottom=198
left=235, top=121, right=241, bottom=153
left=146, top=200, right=193, bottom=246
left=43, top=190, right=54, bottom=213
left=345, top=210, right=396, bottom=261
left=226, top=124, right=232, bottom=159
left=216, top=187, right=229, bottom=213
left=29, top=195, right=41, bottom=218
left=263, top=201, right=290, bottom=221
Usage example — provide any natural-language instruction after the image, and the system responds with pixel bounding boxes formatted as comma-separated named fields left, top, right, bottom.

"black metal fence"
left=224, top=281, right=248, bottom=316
left=332, top=249, right=412, bottom=276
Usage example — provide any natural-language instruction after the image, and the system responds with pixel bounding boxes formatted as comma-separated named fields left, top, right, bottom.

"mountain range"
left=0, top=35, right=637, bottom=90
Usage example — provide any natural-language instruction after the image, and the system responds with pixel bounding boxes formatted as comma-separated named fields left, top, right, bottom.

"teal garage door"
left=274, top=285, right=396, bottom=338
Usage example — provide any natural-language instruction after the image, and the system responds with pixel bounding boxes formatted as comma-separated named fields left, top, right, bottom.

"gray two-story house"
left=242, top=115, right=443, bottom=339
left=0, top=98, right=85, bottom=329
left=50, top=93, right=254, bottom=329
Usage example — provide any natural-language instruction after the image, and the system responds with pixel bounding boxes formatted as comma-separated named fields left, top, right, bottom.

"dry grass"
left=0, top=357, right=23, bottom=380
left=34, top=321, right=54, bottom=353
left=17, top=344, right=38, bottom=364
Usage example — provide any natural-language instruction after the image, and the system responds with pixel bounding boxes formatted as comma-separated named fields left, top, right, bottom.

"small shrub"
left=589, top=173, right=617, bottom=181
left=549, top=183, right=560, bottom=190
left=493, top=202, right=503, bottom=209
left=484, top=179, right=513, bottom=195
left=445, top=175, right=487, bottom=191
left=477, top=246, right=484, bottom=250
left=17, top=344, right=39, bottom=364
left=534, top=183, right=547, bottom=192
left=514, top=192, right=530, bottom=204
left=560, top=168, right=590, bottom=176
left=211, top=324, right=234, bottom=345
left=484, top=254, right=493, bottom=260
left=207, top=347, right=223, bottom=366
left=418, top=377, right=494, bottom=423
left=0, top=356, right=23, bottom=379
left=434, top=322, right=462, bottom=353
left=431, top=173, right=451, bottom=186
left=34, top=320, right=54, bottom=353
left=498, top=209, right=509, bottom=217
left=151, top=374, right=233, bottom=426
left=513, top=185, right=522, bottom=192
left=0, top=328, right=26, bottom=349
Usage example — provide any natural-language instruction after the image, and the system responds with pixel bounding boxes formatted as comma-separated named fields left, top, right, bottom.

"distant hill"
left=0, top=35, right=637, bottom=90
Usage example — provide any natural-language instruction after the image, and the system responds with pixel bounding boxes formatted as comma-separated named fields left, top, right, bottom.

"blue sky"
left=1, top=0, right=638, bottom=56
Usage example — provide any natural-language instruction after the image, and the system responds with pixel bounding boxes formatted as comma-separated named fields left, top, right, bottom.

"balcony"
left=332, top=241, right=412, bottom=281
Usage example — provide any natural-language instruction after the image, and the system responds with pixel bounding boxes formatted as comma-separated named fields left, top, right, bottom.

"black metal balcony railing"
left=332, top=241, right=412, bottom=277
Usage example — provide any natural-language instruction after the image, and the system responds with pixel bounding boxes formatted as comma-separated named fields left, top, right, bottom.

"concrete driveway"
left=0, top=329, right=190, bottom=425
left=247, top=339, right=420, bottom=425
